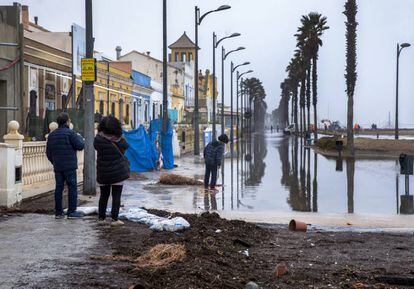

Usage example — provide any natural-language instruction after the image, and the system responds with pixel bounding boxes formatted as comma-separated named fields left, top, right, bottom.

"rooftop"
left=168, top=32, right=197, bottom=49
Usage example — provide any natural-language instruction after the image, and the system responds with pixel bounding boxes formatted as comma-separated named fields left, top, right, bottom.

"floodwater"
left=123, top=132, right=414, bottom=221
left=218, top=133, right=413, bottom=215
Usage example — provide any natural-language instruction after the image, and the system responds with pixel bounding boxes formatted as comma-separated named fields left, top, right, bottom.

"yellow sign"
left=81, top=58, right=96, bottom=81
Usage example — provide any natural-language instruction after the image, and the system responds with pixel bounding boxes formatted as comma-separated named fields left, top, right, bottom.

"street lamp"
left=212, top=32, right=241, bottom=139
left=194, top=4, right=231, bottom=156
left=237, top=70, right=253, bottom=138
left=221, top=46, right=245, bottom=135
left=230, top=61, right=249, bottom=156
left=395, top=42, right=411, bottom=140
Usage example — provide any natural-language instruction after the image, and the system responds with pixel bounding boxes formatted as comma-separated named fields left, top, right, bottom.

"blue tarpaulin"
left=124, top=125, right=158, bottom=173
left=149, top=119, right=174, bottom=170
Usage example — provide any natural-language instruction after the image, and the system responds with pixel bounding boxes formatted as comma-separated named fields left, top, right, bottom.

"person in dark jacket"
left=94, top=116, right=130, bottom=227
left=46, top=112, right=85, bottom=219
left=203, top=134, right=229, bottom=191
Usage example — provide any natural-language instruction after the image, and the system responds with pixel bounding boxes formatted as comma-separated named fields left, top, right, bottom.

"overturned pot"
left=288, top=219, right=307, bottom=232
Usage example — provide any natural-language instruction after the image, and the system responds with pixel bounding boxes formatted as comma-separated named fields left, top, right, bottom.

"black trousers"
left=98, top=185, right=123, bottom=221
left=204, top=165, right=218, bottom=188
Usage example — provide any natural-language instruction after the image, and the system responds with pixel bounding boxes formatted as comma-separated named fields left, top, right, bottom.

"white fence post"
left=0, top=121, right=24, bottom=207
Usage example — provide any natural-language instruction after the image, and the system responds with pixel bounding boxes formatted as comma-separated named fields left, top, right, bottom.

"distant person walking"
left=203, top=134, right=229, bottom=192
left=46, top=112, right=85, bottom=219
left=94, top=116, right=130, bottom=227
left=271, top=125, right=274, bottom=133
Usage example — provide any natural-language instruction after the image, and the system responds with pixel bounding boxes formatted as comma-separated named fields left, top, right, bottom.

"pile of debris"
left=159, top=173, right=203, bottom=186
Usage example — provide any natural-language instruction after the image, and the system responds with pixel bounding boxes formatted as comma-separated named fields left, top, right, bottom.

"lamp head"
left=236, top=46, right=246, bottom=51
left=242, top=61, right=250, bottom=66
left=229, top=33, right=241, bottom=38
left=216, top=5, right=231, bottom=11
left=401, top=43, right=411, bottom=48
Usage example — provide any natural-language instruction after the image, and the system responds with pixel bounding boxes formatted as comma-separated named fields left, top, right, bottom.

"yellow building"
left=199, top=69, right=217, bottom=124
left=75, top=60, right=133, bottom=125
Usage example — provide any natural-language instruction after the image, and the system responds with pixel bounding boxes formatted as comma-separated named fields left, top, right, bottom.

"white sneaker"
left=111, top=220, right=124, bottom=227
left=97, top=219, right=106, bottom=225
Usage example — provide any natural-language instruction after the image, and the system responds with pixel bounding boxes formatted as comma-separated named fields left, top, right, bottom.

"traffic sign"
left=81, top=58, right=96, bottom=81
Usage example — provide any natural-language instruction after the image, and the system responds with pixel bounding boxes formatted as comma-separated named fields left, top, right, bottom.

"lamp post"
left=395, top=42, right=411, bottom=140
left=237, top=70, right=253, bottom=139
left=194, top=5, right=230, bottom=156
left=162, top=0, right=168, bottom=133
left=230, top=61, right=250, bottom=144
left=230, top=61, right=249, bottom=157
left=221, top=46, right=245, bottom=135
left=213, top=32, right=240, bottom=139
left=83, top=0, right=96, bottom=195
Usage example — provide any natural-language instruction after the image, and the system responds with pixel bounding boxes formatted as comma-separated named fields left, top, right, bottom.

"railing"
left=22, top=141, right=53, bottom=186
left=21, top=141, right=84, bottom=198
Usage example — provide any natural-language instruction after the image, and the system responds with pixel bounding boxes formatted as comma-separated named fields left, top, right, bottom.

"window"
left=119, top=99, right=124, bottom=121
left=126, top=104, right=130, bottom=124
left=189, top=52, right=193, bottom=61
left=111, top=102, right=115, bottom=116
left=175, top=52, right=179, bottom=62
left=145, top=103, right=148, bottom=122
left=153, top=103, right=156, bottom=120
left=99, top=100, right=104, bottom=114
left=182, top=52, right=187, bottom=62
left=62, top=94, right=67, bottom=109
left=29, top=90, right=37, bottom=115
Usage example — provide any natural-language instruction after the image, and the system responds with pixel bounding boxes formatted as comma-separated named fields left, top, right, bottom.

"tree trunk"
left=312, top=57, right=318, bottom=140
left=306, top=65, right=311, bottom=133
left=294, top=89, right=298, bottom=133
left=300, top=76, right=306, bottom=135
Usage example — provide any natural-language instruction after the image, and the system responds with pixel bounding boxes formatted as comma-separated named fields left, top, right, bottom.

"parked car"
left=283, top=124, right=296, bottom=135
left=331, top=121, right=342, bottom=131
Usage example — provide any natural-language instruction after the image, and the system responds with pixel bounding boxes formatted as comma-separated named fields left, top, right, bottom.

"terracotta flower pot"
left=276, top=262, right=288, bottom=277
left=289, top=219, right=307, bottom=232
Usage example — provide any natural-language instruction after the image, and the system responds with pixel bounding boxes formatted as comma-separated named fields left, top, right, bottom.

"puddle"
left=123, top=133, right=414, bottom=219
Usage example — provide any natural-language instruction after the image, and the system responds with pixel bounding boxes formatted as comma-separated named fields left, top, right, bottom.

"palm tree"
left=297, top=13, right=329, bottom=140
left=286, top=57, right=301, bottom=133
left=344, top=0, right=357, bottom=155
left=242, top=77, right=267, bottom=132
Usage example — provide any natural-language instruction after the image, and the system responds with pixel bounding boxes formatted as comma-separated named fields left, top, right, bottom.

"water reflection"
left=204, top=189, right=217, bottom=211
left=346, top=158, right=355, bottom=214
left=222, top=134, right=414, bottom=215
left=125, top=133, right=414, bottom=216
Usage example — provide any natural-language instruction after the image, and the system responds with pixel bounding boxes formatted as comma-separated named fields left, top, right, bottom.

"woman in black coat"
left=94, top=116, right=130, bottom=226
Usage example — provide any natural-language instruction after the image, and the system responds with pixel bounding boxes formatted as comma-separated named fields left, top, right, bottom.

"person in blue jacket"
left=203, top=134, right=229, bottom=191
left=46, top=112, right=85, bottom=219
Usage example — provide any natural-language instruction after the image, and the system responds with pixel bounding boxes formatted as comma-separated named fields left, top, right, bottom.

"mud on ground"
left=35, top=210, right=414, bottom=289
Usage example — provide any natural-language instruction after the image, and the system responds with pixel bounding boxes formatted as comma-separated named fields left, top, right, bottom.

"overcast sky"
left=4, top=0, right=414, bottom=127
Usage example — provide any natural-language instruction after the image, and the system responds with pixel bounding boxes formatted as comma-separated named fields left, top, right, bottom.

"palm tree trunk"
left=294, top=89, right=298, bottom=133
left=306, top=66, right=311, bottom=133
left=312, top=57, right=318, bottom=140
left=300, top=77, right=306, bottom=135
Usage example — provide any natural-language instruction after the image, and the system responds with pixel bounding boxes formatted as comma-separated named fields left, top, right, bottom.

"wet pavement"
left=122, top=132, right=414, bottom=228
left=0, top=214, right=100, bottom=289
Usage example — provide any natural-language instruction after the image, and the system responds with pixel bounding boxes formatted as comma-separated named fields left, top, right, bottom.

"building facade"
left=131, top=70, right=152, bottom=127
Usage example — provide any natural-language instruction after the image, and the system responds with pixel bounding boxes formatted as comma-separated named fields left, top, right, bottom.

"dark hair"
left=56, top=112, right=69, bottom=126
left=218, top=134, right=229, bottom=144
left=98, top=116, right=122, bottom=137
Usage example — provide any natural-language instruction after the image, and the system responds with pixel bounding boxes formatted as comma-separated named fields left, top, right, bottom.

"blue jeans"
left=54, top=170, right=78, bottom=216
left=204, top=165, right=218, bottom=188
